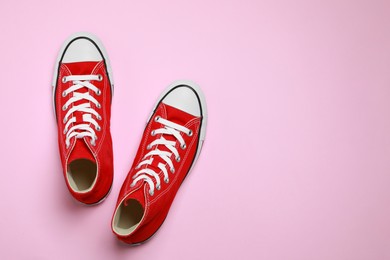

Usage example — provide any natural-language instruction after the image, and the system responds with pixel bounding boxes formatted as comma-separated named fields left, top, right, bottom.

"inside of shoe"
left=67, top=159, right=97, bottom=192
left=113, top=199, right=144, bottom=236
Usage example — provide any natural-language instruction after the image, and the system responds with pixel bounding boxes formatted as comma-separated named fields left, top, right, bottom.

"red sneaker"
left=111, top=81, right=207, bottom=244
left=52, top=33, right=114, bottom=205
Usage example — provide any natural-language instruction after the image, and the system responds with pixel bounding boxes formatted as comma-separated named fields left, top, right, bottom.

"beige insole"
left=67, top=159, right=97, bottom=192
left=113, top=199, right=144, bottom=236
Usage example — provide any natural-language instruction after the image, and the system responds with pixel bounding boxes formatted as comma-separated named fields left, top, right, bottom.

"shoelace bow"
left=61, top=74, right=103, bottom=148
left=130, top=116, right=193, bottom=195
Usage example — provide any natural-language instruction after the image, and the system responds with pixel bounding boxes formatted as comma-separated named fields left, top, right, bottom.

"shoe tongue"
left=68, top=139, right=95, bottom=163
left=63, top=61, right=101, bottom=151
left=153, top=103, right=198, bottom=147
left=143, top=103, right=197, bottom=171
left=124, top=185, right=146, bottom=208
left=63, top=61, right=101, bottom=75
left=162, top=103, right=198, bottom=126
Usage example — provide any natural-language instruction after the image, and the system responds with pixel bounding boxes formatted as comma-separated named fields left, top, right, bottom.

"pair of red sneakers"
left=52, top=33, right=207, bottom=244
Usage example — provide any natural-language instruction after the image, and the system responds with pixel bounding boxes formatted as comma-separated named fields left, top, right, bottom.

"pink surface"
left=1, top=0, right=390, bottom=259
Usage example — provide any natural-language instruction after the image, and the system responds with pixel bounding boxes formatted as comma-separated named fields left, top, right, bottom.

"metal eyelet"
left=149, top=190, right=154, bottom=196
left=151, top=130, right=156, bottom=136
left=180, top=143, right=186, bottom=149
left=187, top=130, right=193, bottom=136
left=63, top=117, right=67, bottom=124
left=96, top=89, right=101, bottom=96
left=96, top=103, right=101, bottom=109
left=147, top=144, right=152, bottom=150
left=62, top=91, right=67, bottom=97
left=62, top=77, right=67, bottom=83
left=164, top=178, right=169, bottom=183
left=96, top=126, right=101, bottom=131
left=97, top=115, right=102, bottom=120
left=170, top=167, right=175, bottom=173
left=154, top=116, right=160, bottom=122
left=63, top=128, right=67, bottom=134
left=97, top=74, right=103, bottom=81
left=176, top=156, right=181, bottom=162
left=62, top=105, right=67, bottom=111
left=156, top=184, right=161, bottom=190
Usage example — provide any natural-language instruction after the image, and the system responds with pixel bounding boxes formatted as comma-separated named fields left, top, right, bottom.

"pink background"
left=1, top=0, right=390, bottom=259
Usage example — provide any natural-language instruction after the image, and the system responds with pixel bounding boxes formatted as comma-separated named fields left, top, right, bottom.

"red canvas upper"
left=112, top=102, right=201, bottom=244
left=55, top=61, right=113, bottom=204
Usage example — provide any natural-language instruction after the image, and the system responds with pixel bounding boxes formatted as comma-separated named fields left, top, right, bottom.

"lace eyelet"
left=62, top=105, right=67, bottom=111
left=156, top=184, right=161, bottom=190
left=96, top=89, right=101, bottom=96
left=63, top=117, right=67, bottom=124
left=96, top=103, right=101, bottom=109
left=96, top=126, right=101, bottom=131
left=62, top=91, right=67, bottom=97
left=151, top=130, right=156, bottom=136
left=147, top=144, right=152, bottom=150
left=176, top=156, right=181, bottom=162
left=62, top=77, right=67, bottom=83
left=97, top=115, right=102, bottom=120
left=187, top=130, right=193, bottom=136
left=154, top=116, right=160, bottom=122
left=63, top=129, right=67, bottom=134
left=180, top=143, right=186, bottom=149
left=149, top=190, right=154, bottom=196
left=97, top=74, right=103, bottom=81
left=170, top=167, right=175, bottom=173
left=164, top=178, right=169, bottom=183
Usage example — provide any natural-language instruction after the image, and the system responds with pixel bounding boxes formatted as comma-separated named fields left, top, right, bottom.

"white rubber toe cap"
left=62, top=38, right=103, bottom=63
left=162, top=86, right=201, bottom=117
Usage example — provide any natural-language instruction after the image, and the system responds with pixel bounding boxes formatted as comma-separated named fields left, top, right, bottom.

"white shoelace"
left=61, top=75, right=102, bottom=148
left=131, top=116, right=193, bottom=195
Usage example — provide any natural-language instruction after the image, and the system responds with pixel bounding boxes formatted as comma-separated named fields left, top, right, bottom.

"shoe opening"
left=113, top=199, right=144, bottom=236
left=67, top=159, right=97, bottom=192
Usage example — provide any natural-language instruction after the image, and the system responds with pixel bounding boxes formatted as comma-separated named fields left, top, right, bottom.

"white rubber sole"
left=148, top=80, right=208, bottom=176
left=52, top=32, right=114, bottom=114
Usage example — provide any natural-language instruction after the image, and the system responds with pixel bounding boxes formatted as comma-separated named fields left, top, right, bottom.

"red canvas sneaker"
left=111, top=81, right=207, bottom=244
left=52, top=33, right=114, bottom=205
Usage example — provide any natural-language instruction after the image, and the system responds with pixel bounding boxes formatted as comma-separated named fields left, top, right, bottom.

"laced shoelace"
left=130, top=116, right=193, bottom=196
left=61, top=74, right=103, bottom=148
